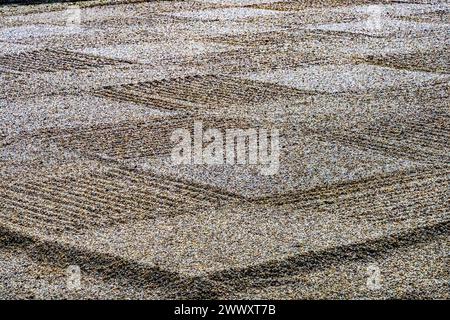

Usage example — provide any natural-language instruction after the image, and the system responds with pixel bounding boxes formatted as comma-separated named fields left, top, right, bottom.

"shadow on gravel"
left=0, top=221, right=448, bottom=298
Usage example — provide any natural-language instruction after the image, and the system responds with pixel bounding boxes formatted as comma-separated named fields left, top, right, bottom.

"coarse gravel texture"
left=0, top=0, right=449, bottom=299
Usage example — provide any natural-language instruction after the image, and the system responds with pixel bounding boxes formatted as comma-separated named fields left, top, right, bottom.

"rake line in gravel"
left=313, top=116, right=450, bottom=164
left=356, top=48, right=450, bottom=74
left=0, top=164, right=237, bottom=236
left=0, top=48, right=132, bottom=73
left=93, top=74, right=314, bottom=111
left=41, top=114, right=271, bottom=160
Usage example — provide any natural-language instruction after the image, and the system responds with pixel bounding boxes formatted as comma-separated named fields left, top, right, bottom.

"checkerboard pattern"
left=0, top=0, right=448, bottom=299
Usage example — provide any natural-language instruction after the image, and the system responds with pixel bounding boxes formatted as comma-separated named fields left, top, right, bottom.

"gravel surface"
left=0, top=0, right=449, bottom=299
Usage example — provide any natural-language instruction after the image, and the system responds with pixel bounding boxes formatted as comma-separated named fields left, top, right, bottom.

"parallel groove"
left=0, top=49, right=132, bottom=73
